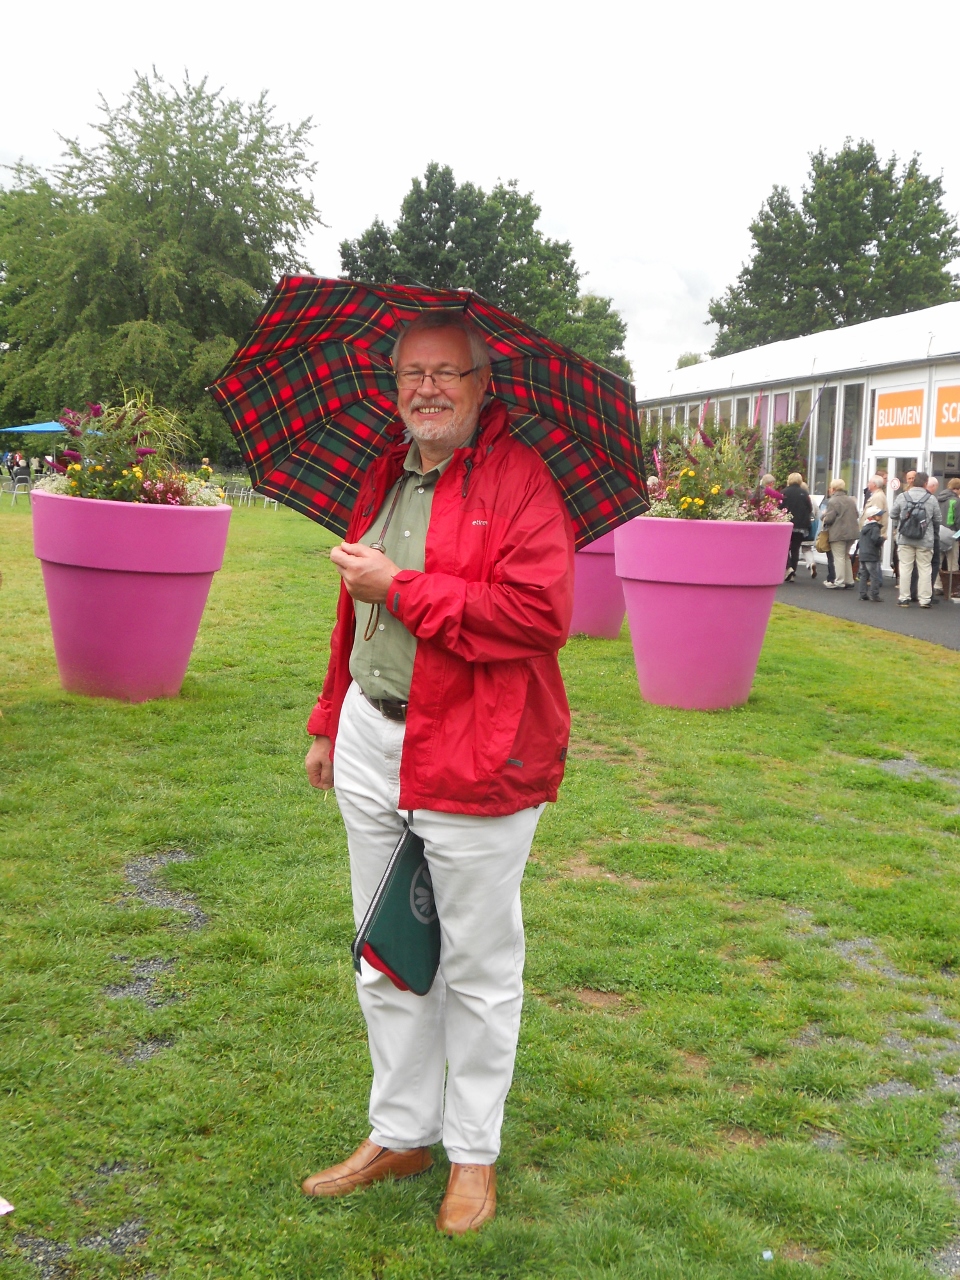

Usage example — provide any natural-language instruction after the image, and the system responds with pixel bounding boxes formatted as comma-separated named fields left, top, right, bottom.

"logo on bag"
left=409, top=861, right=438, bottom=924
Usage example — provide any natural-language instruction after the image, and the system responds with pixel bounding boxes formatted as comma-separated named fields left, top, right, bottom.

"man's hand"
left=330, top=542, right=400, bottom=604
left=305, top=735, right=334, bottom=790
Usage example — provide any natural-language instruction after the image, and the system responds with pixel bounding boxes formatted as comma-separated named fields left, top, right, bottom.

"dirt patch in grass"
left=779, top=1241, right=826, bottom=1266
left=719, top=1126, right=768, bottom=1148
left=576, top=989, right=626, bottom=1010
left=679, top=1052, right=711, bottom=1074
left=560, top=851, right=655, bottom=890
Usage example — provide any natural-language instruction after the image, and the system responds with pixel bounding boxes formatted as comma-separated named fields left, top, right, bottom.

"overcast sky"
left=4, top=0, right=959, bottom=390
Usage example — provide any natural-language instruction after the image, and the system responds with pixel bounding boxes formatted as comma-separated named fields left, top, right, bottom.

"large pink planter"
left=32, top=491, right=231, bottom=702
left=570, top=530, right=626, bottom=639
left=614, top=517, right=791, bottom=711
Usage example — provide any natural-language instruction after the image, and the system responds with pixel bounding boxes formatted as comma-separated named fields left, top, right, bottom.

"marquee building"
left=636, top=300, right=960, bottom=503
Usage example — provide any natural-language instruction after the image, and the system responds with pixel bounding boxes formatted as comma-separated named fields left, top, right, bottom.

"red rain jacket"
left=307, top=398, right=574, bottom=815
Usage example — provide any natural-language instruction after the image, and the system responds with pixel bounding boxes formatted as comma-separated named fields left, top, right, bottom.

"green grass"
left=3, top=501, right=960, bottom=1278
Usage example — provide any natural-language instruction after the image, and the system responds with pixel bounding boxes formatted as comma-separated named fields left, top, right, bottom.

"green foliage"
left=0, top=72, right=320, bottom=461
left=647, top=430, right=789, bottom=521
left=340, top=162, right=632, bottom=378
left=4, top=504, right=960, bottom=1274
left=43, top=392, right=220, bottom=505
left=771, top=421, right=807, bottom=489
left=676, top=351, right=704, bottom=368
left=709, top=139, right=960, bottom=356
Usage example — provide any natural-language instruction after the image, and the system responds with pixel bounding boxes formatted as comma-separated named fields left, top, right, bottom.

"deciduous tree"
left=708, top=140, right=960, bottom=357
left=341, top=163, right=631, bottom=377
left=0, top=72, right=320, bottom=458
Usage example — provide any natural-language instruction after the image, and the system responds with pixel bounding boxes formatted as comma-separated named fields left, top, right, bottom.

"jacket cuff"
left=385, top=569, right=422, bottom=621
left=306, top=700, right=331, bottom=736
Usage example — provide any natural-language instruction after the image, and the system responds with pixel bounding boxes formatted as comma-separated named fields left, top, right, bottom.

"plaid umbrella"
left=209, top=276, right=648, bottom=548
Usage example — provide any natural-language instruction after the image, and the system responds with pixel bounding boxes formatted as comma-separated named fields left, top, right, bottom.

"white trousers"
left=898, top=544, right=933, bottom=605
left=334, top=681, right=543, bottom=1165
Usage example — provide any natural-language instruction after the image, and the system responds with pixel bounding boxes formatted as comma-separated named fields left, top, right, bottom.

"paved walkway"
left=775, top=564, right=960, bottom=651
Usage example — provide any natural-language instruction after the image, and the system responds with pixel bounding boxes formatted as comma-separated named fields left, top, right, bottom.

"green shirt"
left=349, top=441, right=456, bottom=702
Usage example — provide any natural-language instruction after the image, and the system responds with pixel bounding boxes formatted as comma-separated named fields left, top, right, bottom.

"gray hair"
left=870, top=473, right=885, bottom=488
left=392, top=310, right=492, bottom=376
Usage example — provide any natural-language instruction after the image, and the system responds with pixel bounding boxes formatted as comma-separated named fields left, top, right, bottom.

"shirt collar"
left=404, top=428, right=478, bottom=480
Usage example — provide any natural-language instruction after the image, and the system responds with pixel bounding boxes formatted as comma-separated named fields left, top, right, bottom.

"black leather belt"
left=361, top=690, right=408, bottom=722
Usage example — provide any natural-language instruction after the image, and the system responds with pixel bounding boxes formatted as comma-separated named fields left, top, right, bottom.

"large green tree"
left=340, top=163, right=631, bottom=377
left=0, top=72, right=320, bottom=458
left=708, top=140, right=960, bottom=357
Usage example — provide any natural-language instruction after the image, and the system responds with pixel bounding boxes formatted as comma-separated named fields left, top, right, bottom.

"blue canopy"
left=0, top=422, right=64, bottom=433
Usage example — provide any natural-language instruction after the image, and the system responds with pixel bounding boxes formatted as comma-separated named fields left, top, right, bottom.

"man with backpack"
left=890, top=472, right=941, bottom=608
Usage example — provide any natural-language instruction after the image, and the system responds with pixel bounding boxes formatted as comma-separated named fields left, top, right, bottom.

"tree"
left=708, top=140, right=960, bottom=357
left=676, top=351, right=703, bottom=368
left=0, top=72, right=320, bottom=459
left=340, top=163, right=632, bottom=378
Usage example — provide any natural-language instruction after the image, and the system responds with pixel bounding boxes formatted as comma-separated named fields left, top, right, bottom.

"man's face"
left=927, top=477, right=939, bottom=493
left=395, top=329, right=490, bottom=452
left=906, top=471, right=916, bottom=487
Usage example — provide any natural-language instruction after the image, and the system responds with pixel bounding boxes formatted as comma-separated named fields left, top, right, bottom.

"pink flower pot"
left=570, top=530, right=626, bottom=639
left=32, top=491, right=231, bottom=702
left=614, top=517, right=791, bottom=711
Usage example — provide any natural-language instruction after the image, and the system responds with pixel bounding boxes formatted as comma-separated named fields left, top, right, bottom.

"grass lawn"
left=3, top=501, right=960, bottom=1279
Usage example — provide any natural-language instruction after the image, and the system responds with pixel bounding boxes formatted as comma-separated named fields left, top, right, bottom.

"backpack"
left=898, top=493, right=929, bottom=541
left=946, top=496, right=959, bottom=532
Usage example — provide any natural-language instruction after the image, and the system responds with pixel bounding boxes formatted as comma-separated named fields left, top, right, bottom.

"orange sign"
left=935, top=385, right=960, bottom=437
left=875, top=388, right=924, bottom=440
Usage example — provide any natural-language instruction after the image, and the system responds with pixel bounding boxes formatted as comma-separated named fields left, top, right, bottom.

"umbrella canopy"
left=209, top=277, right=648, bottom=548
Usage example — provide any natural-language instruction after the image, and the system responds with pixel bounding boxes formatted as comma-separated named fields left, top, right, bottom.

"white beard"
left=399, top=397, right=480, bottom=451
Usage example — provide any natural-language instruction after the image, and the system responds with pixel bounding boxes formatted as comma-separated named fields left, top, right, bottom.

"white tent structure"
left=636, top=300, right=960, bottom=498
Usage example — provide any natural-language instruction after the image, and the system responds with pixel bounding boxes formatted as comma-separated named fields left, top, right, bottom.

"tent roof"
left=0, top=422, right=64, bottom=433
left=637, top=300, right=960, bottom=403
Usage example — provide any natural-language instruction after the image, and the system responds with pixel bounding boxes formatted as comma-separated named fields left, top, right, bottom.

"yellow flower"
left=95, top=465, right=103, bottom=471
left=711, top=485, right=720, bottom=494
left=122, top=470, right=129, bottom=476
left=694, top=498, right=705, bottom=506
left=687, top=471, right=695, bottom=478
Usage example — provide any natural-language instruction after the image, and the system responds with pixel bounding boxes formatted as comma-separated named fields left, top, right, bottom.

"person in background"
left=892, top=470, right=917, bottom=600
left=926, top=477, right=942, bottom=598
left=820, top=478, right=860, bottom=589
left=891, top=471, right=940, bottom=608
left=860, top=474, right=888, bottom=536
left=938, top=477, right=960, bottom=602
left=780, top=472, right=813, bottom=582
left=857, top=509, right=885, bottom=602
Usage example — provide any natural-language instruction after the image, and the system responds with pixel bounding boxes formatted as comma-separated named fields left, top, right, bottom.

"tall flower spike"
left=698, top=429, right=715, bottom=449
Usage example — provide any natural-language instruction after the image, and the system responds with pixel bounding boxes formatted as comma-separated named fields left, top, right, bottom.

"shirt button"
left=417, top=487, right=424, bottom=494
left=404, top=530, right=411, bottom=537
left=378, top=623, right=385, bottom=631
left=373, top=669, right=380, bottom=677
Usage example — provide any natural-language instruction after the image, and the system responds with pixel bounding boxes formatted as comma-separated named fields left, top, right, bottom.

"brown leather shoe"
left=301, top=1139, right=432, bottom=1197
left=436, top=1163, right=496, bottom=1234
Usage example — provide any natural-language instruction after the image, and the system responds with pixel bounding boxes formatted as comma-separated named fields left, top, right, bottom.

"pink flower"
left=698, top=429, right=715, bottom=448
left=764, top=485, right=783, bottom=501
left=652, top=447, right=663, bottom=480
left=135, top=447, right=157, bottom=457
left=725, top=488, right=735, bottom=497
left=48, top=460, right=67, bottom=474
left=86, top=402, right=103, bottom=418
left=61, top=449, right=81, bottom=461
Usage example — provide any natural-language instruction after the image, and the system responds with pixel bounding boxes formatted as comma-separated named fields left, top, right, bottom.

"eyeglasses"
left=395, top=366, right=481, bottom=389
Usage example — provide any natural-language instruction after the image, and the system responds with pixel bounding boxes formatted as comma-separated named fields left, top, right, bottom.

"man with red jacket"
left=301, top=311, right=574, bottom=1234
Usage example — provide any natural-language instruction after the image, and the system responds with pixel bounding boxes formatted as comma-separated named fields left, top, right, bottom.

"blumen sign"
left=875, top=389, right=923, bottom=440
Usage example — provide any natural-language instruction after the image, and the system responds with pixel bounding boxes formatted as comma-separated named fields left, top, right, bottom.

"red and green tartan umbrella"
left=209, top=276, right=648, bottom=548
